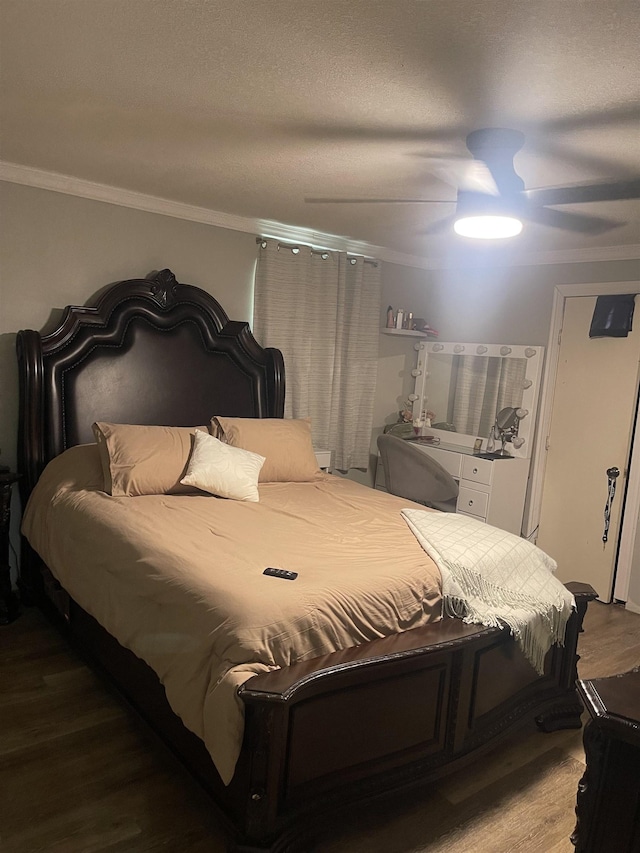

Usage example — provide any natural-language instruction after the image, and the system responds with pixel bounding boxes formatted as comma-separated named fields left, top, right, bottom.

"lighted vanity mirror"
left=411, top=342, right=544, bottom=458
left=427, top=352, right=526, bottom=435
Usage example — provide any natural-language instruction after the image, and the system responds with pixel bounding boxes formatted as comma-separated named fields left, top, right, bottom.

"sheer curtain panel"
left=253, top=240, right=381, bottom=471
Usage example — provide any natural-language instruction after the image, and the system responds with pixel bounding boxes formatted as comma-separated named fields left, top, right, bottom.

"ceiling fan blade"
left=420, top=214, right=458, bottom=236
left=530, top=138, right=637, bottom=182
left=525, top=178, right=640, bottom=207
left=449, top=160, right=499, bottom=194
left=286, top=121, right=464, bottom=145
left=537, top=103, right=640, bottom=135
left=524, top=206, right=623, bottom=234
left=419, top=157, right=499, bottom=195
left=304, top=197, right=455, bottom=204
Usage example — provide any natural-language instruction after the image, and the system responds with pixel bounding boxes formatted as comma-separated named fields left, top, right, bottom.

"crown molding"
left=2, top=161, right=638, bottom=271
left=0, top=160, right=273, bottom=236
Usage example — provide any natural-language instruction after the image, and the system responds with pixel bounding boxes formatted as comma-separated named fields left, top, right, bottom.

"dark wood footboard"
left=235, top=581, right=595, bottom=851
left=34, top=559, right=595, bottom=852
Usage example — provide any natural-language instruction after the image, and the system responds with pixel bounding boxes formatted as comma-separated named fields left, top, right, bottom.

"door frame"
left=528, top=280, right=640, bottom=604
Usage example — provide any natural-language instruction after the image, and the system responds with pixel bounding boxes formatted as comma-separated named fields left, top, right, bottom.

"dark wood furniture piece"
left=16, top=269, right=597, bottom=852
left=572, top=668, right=640, bottom=853
left=0, top=470, right=20, bottom=625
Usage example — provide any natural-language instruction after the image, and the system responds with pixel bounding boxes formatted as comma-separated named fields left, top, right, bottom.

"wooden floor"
left=1, top=601, right=639, bottom=853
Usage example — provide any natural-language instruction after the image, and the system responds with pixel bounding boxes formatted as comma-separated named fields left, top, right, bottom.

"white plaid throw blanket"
left=402, top=510, right=575, bottom=674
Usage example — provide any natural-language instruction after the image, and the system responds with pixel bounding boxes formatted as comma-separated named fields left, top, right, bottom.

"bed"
left=16, top=268, right=596, bottom=852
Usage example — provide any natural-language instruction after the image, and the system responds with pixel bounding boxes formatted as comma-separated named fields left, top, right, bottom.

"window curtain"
left=253, top=239, right=381, bottom=470
left=451, top=355, right=526, bottom=437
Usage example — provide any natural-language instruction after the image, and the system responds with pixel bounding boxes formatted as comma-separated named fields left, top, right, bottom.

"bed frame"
left=16, top=268, right=596, bottom=852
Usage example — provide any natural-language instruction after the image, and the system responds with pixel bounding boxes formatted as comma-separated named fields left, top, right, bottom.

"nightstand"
left=0, top=470, right=21, bottom=624
left=572, top=668, right=640, bottom=852
left=314, top=449, right=332, bottom=472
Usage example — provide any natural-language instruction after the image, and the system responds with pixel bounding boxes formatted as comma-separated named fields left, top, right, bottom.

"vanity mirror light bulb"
left=512, top=436, right=525, bottom=449
left=432, top=343, right=444, bottom=352
left=408, top=393, right=418, bottom=401
left=500, top=346, right=512, bottom=356
left=476, top=345, right=488, bottom=354
left=516, top=408, right=529, bottom=419
left=411, top=369, right=422, bottom=377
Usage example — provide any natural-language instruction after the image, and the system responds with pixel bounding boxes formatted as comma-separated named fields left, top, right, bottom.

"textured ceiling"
left=1, top=0, right=639, bottom=262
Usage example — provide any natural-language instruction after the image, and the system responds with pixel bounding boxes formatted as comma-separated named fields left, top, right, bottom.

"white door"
left=536, top=295, right=640, bottom=601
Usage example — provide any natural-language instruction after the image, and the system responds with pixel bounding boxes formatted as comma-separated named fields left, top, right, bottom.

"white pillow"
left=180, top=430, right=265, bottom=502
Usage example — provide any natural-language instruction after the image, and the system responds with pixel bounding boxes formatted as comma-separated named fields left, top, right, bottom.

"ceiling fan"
left=305, top=127, right=640, bottom=239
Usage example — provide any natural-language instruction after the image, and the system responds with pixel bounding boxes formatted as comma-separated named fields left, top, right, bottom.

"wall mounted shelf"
left=381, top=328, right=431, bottom=338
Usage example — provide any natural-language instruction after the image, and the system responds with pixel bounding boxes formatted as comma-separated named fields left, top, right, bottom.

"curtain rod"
left=256, top=237, right=378, bottom=266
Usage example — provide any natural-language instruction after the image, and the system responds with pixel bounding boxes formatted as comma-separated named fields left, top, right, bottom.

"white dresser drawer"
left=461, top=455, right=493, bottom=486
left=457, top=485, right=489, bottom=519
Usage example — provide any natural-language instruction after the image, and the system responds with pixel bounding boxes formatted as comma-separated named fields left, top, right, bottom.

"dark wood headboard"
left=16, top=268, right=285, bottom=500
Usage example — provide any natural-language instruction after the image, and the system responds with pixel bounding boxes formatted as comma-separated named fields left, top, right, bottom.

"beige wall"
left=628, top=520, right=640, bottom=613
left=373, top=255, right=640, bottom=422
left=0, top=183, right=436, bottom=480
left=376, top=262, right=438, bottom=426
left=0, top=185, right=435, bottom=488
left=426, top=260, right=640, bottom=344
left=362, top=257, right=639, bottom=491
left=2, top=181, right=640, bottom=595
left=2, top=180, right=639, bottom=488
left=375, top=257, right=640, bottom=437
left=0, top=181, right=258, bottom=470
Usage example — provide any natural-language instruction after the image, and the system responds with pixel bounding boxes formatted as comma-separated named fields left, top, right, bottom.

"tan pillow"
left=211, top=417, right=320, bottom=482
left=92, top=422, right=208, bottom=496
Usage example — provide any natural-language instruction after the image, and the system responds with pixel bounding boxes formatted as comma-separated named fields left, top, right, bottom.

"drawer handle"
left=468, top=500, right=474, bottom=507
left=472, top=467, right=478, bottom=474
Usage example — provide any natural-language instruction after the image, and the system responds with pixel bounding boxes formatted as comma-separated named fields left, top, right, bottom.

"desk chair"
left=377, top=434, right=459, bottom=512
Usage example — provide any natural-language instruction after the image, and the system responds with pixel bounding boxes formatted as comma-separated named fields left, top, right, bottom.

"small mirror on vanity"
left=411, top=342, right=544, bottom=459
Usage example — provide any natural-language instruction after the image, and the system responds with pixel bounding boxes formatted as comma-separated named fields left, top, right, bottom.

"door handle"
left=602, top=467, right=620, bottom=543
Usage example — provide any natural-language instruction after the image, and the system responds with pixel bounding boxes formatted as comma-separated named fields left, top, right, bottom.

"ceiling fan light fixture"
left=453, top=190, right=524, bottom=239
left=454, top=214, right=523, bottom=239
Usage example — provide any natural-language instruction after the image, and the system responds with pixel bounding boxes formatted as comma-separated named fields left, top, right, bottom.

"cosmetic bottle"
left=386, top=306, right=394, bottom=328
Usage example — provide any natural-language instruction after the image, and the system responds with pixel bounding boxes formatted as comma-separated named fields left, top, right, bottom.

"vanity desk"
left=377, top=340, right=544, bottom=537
left=374, top=441, right=529, bottom=536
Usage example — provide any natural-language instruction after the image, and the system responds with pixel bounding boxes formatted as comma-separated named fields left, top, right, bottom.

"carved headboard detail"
left=16, top=269, right=285, bottom=499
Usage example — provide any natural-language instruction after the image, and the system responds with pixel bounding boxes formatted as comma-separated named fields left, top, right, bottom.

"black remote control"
left=263, top=567, right=298, bottom=580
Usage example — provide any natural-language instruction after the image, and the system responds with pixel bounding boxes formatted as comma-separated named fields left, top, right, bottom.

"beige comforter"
left=22, top=445, right=442, bottom=783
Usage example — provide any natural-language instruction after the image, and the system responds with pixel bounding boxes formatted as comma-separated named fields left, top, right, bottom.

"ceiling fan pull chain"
left=602, top=466, right=620, bottom=544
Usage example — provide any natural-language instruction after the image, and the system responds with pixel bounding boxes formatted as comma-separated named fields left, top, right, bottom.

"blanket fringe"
left=442, top=560, right=569, bottom=676
left=401, top=510, right=575, bottom=677
left=446, top=560, right=565, bottom=618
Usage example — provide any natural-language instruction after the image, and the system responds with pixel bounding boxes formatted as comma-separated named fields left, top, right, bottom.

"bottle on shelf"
left=395, top=309, right=404, bottom=329
left=386, top=306, right=394, bottom=328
